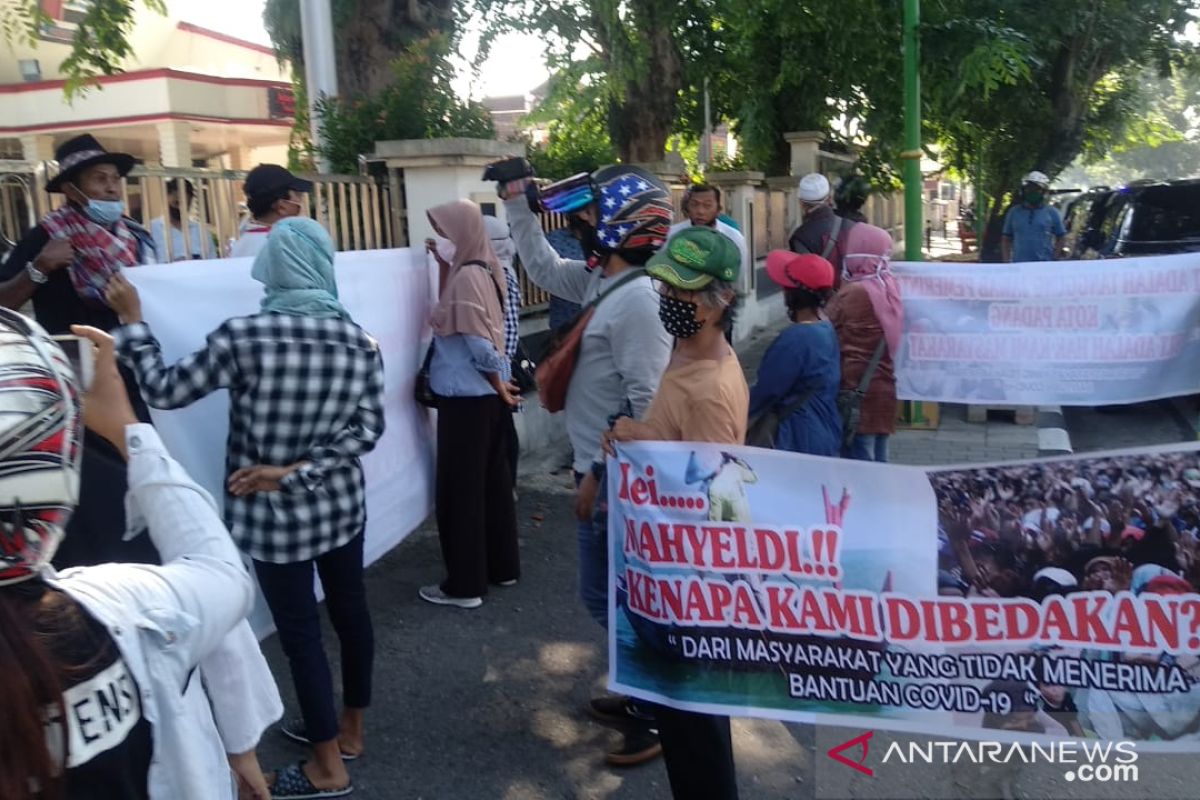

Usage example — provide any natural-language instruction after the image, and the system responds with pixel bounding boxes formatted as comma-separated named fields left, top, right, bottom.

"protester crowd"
left=934, top=452, right=1200, bottom=742
left=935, top=451, right=1200, bottom=600
left=0, top=128, right=914, bottom=800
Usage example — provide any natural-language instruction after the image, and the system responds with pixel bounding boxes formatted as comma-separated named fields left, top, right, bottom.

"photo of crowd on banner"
left=933, top=450, right=1200, bottom=741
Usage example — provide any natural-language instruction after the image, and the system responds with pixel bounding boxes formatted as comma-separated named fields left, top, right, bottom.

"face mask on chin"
left=71, top=184, right=124, bottom=226
left=1024, top=190, right=1045, bottom=206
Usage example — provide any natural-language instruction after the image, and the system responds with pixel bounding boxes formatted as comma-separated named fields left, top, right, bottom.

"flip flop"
left=280, top=718, right=362, bottom=762
left=270, top=761, right=353, bottom=799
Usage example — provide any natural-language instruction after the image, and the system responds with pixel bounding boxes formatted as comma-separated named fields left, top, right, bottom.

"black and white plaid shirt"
left=503, top=264, right=522, bottom=362
left=115, top=314, right=386, bottom=564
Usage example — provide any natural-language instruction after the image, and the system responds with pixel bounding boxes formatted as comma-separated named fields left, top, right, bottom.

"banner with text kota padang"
left=892, top=253, right=1200, bottom=405
left=607, top=441, right=1200, bottom=747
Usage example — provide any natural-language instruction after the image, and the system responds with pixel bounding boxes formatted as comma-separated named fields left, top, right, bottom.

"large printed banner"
left=892, top=253, right=1200, bottom=406
left=608, top=441, right=1200, bottom=747
left=127, top=251, right=435, bottom=632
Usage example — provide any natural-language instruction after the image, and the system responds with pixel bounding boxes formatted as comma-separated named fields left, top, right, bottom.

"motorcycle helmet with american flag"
left=540, top=165, right=673, bottom=264
left=0, top=308, right=83, bottom=586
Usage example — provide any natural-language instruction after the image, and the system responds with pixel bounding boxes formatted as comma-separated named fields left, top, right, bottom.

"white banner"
left=127, top=251, right=435, bottom=633
left=893, top=253, right=1200, bottom=405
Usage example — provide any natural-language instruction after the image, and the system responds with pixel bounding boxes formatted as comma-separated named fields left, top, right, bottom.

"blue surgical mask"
left=82, top=198, right=125, bottom=226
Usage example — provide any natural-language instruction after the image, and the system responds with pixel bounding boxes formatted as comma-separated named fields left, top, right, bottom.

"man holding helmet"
left=498, top=164, right=673, bottom=765
left=1002, top=171, right=1067, bottom=262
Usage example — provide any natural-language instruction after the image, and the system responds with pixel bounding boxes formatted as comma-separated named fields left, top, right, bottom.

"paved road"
left=1065, top=398, right=1196, bottom=454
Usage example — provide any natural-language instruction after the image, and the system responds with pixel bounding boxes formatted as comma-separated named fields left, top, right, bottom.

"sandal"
left=269, top=761, right=353, bottom=799
left=280, top=718, right=362, bottom=762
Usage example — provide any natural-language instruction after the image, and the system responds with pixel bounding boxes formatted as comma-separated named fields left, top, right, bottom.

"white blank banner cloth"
left=126, top=250, right=435, bottom=634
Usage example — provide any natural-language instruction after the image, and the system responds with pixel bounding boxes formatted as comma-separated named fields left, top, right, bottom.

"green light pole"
left=902, top=0, right=923, bottom=261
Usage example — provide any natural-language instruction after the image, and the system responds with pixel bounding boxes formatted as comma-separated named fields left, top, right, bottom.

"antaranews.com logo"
left=826, top=731, right=1139, bottom=784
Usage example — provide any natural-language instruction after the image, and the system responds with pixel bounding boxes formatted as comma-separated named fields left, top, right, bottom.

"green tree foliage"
left=1060, top=64, right=1200, bottom=186
left=714, top=0, right=900, bottom=176
left=471, top=0, right=722, bottom=163
left=314, top=33, right=494, bottom=173
left=920, top=0, right=1197, bottom=256
left=520, top=73, right=617, bottom=180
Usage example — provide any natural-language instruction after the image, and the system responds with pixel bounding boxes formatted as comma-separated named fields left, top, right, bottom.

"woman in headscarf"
left=419, top=200, right=520, bottom=611
left=106, top=216, right=386, bottom=799
left=827, top=223, right=904, bottom=462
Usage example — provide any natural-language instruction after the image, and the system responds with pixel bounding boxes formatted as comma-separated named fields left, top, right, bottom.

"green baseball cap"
left=646, top=226, right=741, bottom=290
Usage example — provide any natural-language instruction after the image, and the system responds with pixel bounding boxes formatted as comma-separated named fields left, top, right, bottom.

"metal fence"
left=0, top=160, right=395, bottom=261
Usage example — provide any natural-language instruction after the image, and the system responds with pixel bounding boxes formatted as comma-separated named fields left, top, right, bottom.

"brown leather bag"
left=535, top=269, right=646, bottom=412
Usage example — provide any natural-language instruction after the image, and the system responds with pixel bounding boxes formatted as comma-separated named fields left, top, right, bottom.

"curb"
left=1036, top=405, right=1073, bottom=457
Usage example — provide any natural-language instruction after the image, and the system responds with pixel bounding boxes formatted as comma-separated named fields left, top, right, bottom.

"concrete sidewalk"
left=251, top=322, right=1044, bottom=799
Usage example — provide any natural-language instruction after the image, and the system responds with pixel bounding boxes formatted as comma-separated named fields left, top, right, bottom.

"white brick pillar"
left=156, top=121, right=193, bottom=168
left=705, top=170, right=765, bottom=293
left=783, top=131, right=825, bottom=178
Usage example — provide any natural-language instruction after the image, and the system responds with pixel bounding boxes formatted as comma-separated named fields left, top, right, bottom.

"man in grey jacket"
left=501, top=164, right=673, bottom=765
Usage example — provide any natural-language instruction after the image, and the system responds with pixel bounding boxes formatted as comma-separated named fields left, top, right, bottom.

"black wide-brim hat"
left=45, top=134, right=137, bottom=193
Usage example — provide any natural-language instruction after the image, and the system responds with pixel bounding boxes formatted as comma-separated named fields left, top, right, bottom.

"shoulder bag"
left=535, top=268, right=646, bottom=413
left=836, top=338, right=888, bottom=449
left=792, top=215, right=844, bottom=260
left=746, top=386, right=817, bottom=449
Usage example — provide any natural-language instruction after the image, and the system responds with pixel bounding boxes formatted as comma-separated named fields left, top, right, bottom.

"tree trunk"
left=979, top=206, right=1008, bottom=263
left=607, top=0, right=683, bottom=164
left=276, top=0, right=454, bottom=99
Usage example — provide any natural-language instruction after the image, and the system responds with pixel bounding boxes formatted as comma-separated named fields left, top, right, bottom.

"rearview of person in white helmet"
left=1001, top=171, right=1067, bottom=263
left=0, top=310, right=273, bottom=800
left=498, top=165, right=672, bottom=767
left=789, top=172, right=856, bottom=288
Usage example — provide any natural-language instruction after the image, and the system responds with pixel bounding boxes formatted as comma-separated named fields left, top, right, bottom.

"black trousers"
left=253, top=533, right=374, bottom=744
left=655, top=705, right=739, bottom=800
left=436, top=395, right=520, bottom=597
left=504, top=407, right=520, bottom=486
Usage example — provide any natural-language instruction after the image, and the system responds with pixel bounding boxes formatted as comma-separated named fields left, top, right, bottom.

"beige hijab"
left=429, top=200, right=506, bottom=354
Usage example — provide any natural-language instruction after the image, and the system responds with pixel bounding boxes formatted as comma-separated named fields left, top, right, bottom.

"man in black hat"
left=229, top=164, right=314, bottom=258
left=0, top=134, right=155, bottom=335
left=0, top=135, right=160, bottom=564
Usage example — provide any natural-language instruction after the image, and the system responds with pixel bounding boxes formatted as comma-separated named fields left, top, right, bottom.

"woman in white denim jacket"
left=0, top=314, right=280, bottom=800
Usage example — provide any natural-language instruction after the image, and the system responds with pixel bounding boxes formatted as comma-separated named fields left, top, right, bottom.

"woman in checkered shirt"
left=107, top=217, right=384, bottom=799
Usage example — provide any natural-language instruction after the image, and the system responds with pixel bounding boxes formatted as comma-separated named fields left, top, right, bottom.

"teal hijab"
left=251, top=217, right=350, bottom=319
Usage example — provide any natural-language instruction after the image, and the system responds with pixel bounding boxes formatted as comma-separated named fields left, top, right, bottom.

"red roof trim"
left=0, top=68, right=290, bottom=94
left=176, top=22, right=277, bottom=57
left=0, top=67, right=288, bottom=94
left=0, top=112, right=293, bottom=135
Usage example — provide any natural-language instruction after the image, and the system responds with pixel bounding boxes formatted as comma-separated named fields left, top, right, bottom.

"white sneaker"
left=496, top=579, right=518, bottom=587
left=419, top=584, right=483, bottom=609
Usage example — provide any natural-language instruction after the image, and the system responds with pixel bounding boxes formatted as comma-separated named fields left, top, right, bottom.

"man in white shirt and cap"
left=229, top=165, right=313, bottom=259
left=788, top=173, right=856, bottom=286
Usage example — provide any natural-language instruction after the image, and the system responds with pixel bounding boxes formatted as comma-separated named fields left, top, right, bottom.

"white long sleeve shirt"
left=48, top=425, right=280, bottom=800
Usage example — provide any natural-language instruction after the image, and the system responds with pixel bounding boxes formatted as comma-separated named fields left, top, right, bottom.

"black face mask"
left=659, top=294, right=704, bottom=339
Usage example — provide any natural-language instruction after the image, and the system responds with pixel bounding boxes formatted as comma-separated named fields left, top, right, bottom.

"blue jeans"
left=847, top=433, right=890, bottom=462
left=575, top=471, right=609, bottom=628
